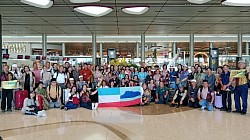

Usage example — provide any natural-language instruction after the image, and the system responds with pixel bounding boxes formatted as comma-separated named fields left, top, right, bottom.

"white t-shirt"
left=54, top=72, right=67, bottom=84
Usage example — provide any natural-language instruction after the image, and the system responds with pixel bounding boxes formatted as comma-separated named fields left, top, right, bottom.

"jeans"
left=170, top=82, right=177, bottom=89
left=1, top=89, right=13, bottom=111
left=199, top=99, right=213, bottom=111
left=222, top=90, right=232, bottom=110
left=58, top=83, right=66, bottom=105
left=188, top=98, right=199, bottom=108
left=80, top=102, right=92, bottom=110
left=49, top=101, right=61, bottom=108
left=65, top=102, right=78, bottom=110
left=234, top=85, right=248, bottom=113
left=155, top=94, right=169, bottom=104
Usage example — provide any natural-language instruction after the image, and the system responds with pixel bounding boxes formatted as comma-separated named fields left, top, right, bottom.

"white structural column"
left=100, top=42, right=103, bottom=61
left=92, top=34, right=97, bottom=65
left=238, top=34, right=242, bottom=57
left=209, top=42, right=213, bottom=49
left=246, top=42, right=249, bottom=55
left=141, top=34, right=145, bottom=62
left=42, top=34, right=47, bottom=57
left=136, top=42, right=139, bottom=58
left=189, top=34, right=194, bottom=66
left=62, top=43, right=65, bottom=57
left=172, top=42, right=177, bottom=57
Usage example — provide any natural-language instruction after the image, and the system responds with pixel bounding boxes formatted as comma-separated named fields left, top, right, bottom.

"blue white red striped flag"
left=98, top=86, right=143, bottom=107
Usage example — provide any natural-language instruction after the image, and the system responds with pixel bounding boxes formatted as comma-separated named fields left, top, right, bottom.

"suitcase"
left=15, top=90, right=28, bottom=110
left=214, top=93, right=223, bottom=108
left=63, top=89, right=71, bottom=104
left=37, top=95, right=43, bottom=110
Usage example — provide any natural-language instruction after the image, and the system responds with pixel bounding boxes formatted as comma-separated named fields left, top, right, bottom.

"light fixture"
left=187, top=0, right=211, bottom=4
left=20, top=0, right=53, bottom=8
left=222, top=0, right=250, bottom=6
left=69, top=0, right=100, bottom=3
left=121, top=6, right=149, bottom=15
left=73, top=5, right=113, bottom=17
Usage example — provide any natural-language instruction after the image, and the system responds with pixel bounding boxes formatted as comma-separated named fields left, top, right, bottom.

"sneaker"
left=1, top=110, right=5, bottom=113
left=227, top=110, right=232, bottom=113
left=64, top=107, right=68, bottom=111
left=201, top=106, right=206, bottom=110
left=241, top=112, right=247, bottom=115
left=92, top=103, right=95, bottom=110
left=37, top=111, right=43, bottom=117
left=7, top=109, right=12, bottom=112
left=220, top=108, right=227, bottom=111
left=95, top=103, right=99, bottom=110
left=42, top=113, right=47, bottom=117
left=232, top=110, right=241, bottom=113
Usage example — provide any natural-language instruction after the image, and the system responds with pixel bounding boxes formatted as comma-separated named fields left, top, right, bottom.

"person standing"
left=0, top=65, right=15, bottom=112
left=22, top=66, right=35, bottom=93
left=80, top=63, right=92, bottom=82
left=220, top=65, right=232, bottom=112
left=32, top=63, right=41, bottom=88
left=232, top=60, right=250, bottom=115
left=205, top=67, right=216, bottom=91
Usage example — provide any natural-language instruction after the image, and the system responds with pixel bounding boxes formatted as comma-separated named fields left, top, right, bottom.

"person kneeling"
left=141, top=83, right=151, bottom=105
left=187, top=79, right=199, bottom=108
left=62, top=86, right=79, bottom=111
left=197, top=80, right=215, bottom=111
left=170, top=84, right=187, bottom=108
left=21, top=91, right=46, bottom=117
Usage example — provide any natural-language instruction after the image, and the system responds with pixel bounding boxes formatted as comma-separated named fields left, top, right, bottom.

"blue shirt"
left=138, top=72, right=147, bottom=81
left=221, top=72, right=230, bottom=85
left=169, top=71, right=177, bottom=82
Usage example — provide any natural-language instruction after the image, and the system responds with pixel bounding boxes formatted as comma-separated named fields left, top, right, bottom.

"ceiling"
left=1, top=0, right=250, bottom=36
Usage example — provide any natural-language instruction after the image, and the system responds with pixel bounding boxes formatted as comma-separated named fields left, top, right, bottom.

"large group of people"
left=0, top=60, right=250, bottom=116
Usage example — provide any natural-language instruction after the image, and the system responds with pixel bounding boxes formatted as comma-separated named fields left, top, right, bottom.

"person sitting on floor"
left=187, top=79, right=199, bottom=108
left=141, top=83, right=151, bottom=105
left=35, top=82, right=49, bottom=110
left=79, top=84, right=92, bottom=110
left=47, top=78, right=61, bottom=108
left=21, top=91, right=46, bottom=117
left=197, top=80, right=215, bottom=111
left=155, top=81, right=169, bottom=104
left=170, top=83, right=188, bottom=108
left=62, top=86, right=79, bottom=111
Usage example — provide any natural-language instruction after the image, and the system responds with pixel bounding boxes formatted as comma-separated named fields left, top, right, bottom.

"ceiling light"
left=222, top=0, right=250, bottom=6
left=21, top=0, right=53, bottom=8
left=69, top=0, right=100, bottom=3
left=187, top=0, right=211, bottom=4
left=121, top=6, right=149, bottom=15
left=74, top=5, right=113, bottom=17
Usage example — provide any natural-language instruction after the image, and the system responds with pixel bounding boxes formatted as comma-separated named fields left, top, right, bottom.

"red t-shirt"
left=80, top=68, right=92, bottom=81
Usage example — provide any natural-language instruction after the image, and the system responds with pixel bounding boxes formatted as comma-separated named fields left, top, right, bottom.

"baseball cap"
left=238, top=60, right=245, bottom=64
left=190, top=79, right=196, bottom=83
left=79, top=75, right=83, bottom=78
left=69, top=78, right=74, bottom=81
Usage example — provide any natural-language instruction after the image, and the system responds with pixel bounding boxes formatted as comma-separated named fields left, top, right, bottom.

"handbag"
left=80, top=94, right=91, bottom=103
left=73, top=97, right=80, bottom=105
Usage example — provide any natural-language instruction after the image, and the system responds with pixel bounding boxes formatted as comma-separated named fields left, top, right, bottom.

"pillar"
left=246, top=42, right=249, bottom=55
left=92, top=34, right=97, bottom=65
left=0, top=15, right=2, bottom=73
left=172, top=42, right=177, bottom=58
left=100, top=42, right=103, bottom=61
left=136, top=42, right=139, bottom=58
left=209, top=42, right=213, bottom=49
left=238, top=34, right=242, bottom=57
left=189, top=34, right=194, bottom=66
left=62, top=43, right=65, bottom=57
left=42, top=34, right=47, bottom=57
left=141, top=34, right=145, bottom=62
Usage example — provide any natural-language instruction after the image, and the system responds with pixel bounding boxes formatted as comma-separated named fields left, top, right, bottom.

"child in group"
left=62, top=86, right=79, bottom=111
left=21, top=91, right=46, bottom=117
left=141, top=83, right=151, bottom=105
left=35, top=82, right=49, bottom=110
left=148, top=79, right=156, bottom=101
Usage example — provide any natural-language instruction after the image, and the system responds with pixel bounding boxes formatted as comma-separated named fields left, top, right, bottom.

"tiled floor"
left=0, top=101, right=249, bottom=140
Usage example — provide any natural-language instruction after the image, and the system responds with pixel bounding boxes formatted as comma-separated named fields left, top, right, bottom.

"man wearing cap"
left=171, top=83, right=187, bottom=108
left=187, top=79, right=199, bottom=108
left=232, top=60, right=250, bottom=115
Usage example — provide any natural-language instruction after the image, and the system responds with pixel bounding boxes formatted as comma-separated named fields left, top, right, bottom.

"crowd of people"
left=0, top=60, right=250, bottom=116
